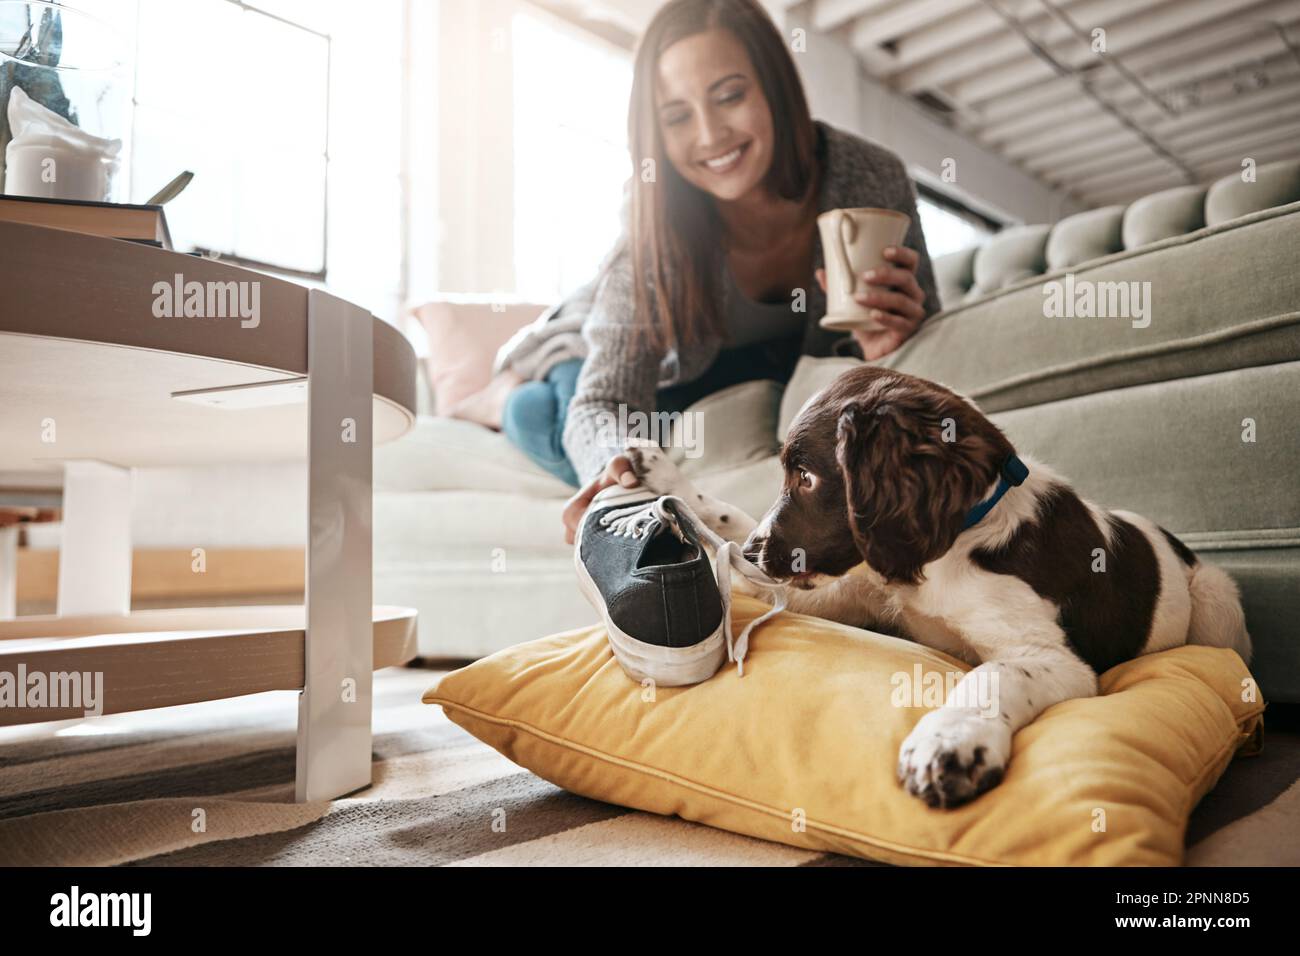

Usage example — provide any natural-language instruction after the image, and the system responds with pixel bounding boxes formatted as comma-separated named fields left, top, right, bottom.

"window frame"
left=915, top=179, right=1007, bottom=235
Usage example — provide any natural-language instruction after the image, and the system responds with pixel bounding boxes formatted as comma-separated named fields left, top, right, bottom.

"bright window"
left=512, top=9, right=632, bottom=301
left=129, top=0, right=330, bottom=275
left=916, top=195, right=995, bottom=258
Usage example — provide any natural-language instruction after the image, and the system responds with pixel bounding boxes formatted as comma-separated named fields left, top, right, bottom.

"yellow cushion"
left=423, top=595, right=1263, bottom=866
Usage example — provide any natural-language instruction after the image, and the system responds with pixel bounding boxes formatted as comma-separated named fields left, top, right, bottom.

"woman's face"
left=654, top=28, right=774, bottom=203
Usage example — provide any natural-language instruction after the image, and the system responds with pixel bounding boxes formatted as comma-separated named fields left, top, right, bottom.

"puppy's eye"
left=796, top=468, right=814, bottom=490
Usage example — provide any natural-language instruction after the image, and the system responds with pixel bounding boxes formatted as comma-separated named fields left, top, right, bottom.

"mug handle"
left=835, top=211, right=858, bottom=297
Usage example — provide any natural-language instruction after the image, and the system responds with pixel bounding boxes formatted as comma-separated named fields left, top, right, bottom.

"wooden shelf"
left=0, top=605, right=418, bottom=726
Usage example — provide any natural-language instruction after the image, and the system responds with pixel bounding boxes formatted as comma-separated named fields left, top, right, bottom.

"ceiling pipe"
left=977, top=0, right=1195, bottom=185
left=1033, top=0, right=1178, bottom=119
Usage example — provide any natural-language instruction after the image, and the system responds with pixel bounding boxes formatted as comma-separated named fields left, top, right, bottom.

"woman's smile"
left=701, top=140, right=751, bottom=174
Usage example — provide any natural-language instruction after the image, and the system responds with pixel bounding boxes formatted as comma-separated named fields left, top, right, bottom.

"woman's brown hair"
left=616, top=0, right=819, bottom=353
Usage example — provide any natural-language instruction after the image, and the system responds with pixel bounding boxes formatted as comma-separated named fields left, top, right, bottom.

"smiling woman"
left=630, top=2, right=818, bottom=352
left=460, top=0, right=940, bottom=534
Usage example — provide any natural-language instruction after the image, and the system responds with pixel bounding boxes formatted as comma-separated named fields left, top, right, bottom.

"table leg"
left=57, top=461, right=132, bottom=617
left=295, top=289, right=374, bottom=802
left=0, top=526, right=16, bottom=619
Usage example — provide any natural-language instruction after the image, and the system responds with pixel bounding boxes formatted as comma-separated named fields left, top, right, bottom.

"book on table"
left=0, top=194, right=172, bottom=250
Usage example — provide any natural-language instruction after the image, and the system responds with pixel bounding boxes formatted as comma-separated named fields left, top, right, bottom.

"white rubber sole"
left=574, top=491, right=726, bottom=687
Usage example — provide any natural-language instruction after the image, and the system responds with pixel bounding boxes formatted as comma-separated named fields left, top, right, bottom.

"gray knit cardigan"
left=522, top=120, right=940, bottom=483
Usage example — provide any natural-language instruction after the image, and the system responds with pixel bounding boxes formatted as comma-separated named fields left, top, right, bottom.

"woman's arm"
left=561, top=246, right=666, bottom=485
left=558, top=246, right=669, bottom=543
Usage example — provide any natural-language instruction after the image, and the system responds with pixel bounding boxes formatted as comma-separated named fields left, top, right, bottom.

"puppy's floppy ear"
left=835, top=391, right=1002, bottom=584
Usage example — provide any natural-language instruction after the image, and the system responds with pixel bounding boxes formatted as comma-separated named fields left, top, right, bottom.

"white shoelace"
left=598, top=495, right=788, bottom=676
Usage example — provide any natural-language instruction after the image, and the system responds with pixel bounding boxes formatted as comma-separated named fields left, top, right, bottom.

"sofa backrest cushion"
left=1122, top=184, right=1207, bottom=250
left=1046, top=205, right=1125, bottom=271
left=933, top=244, right=975, bottom=312
left=412, top=301, right=548, bottom=413
left=970, top=223, right=1051, bottom=297
left=1205, top=159, right=1300, bottom=227
left=936, top=159, right=1300, bottom=307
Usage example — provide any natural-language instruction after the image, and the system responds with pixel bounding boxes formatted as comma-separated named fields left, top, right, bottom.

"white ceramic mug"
left=817, top=207, right=911, bottom=332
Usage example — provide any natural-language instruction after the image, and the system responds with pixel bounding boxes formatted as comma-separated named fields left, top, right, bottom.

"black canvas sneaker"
left=574, top=485, right=787, bottom=686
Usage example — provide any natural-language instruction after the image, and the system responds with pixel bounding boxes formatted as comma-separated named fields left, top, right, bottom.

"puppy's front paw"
left=897, top=708, right=1011, bottom=809
left=623, top=441, right=685, bottom=497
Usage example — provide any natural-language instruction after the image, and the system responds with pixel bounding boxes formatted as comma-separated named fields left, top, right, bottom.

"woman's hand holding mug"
left=816, top=244, right=926, bottom=360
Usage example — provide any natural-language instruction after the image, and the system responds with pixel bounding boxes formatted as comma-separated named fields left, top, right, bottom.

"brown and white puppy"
left=625, top=365, right=1252, bottom=808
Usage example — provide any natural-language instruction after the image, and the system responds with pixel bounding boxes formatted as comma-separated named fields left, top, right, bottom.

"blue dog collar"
left=961, top=454, right=1029, bottom=531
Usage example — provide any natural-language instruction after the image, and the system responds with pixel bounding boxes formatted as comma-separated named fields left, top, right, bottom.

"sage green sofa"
left=376, top=159, right=1300, bottom=702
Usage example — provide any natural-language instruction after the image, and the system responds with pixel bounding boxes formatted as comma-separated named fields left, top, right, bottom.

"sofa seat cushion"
left=375, top=416, right=576, bottom=498
left=692, top=455, right=784, bottom=523
left=372, top=489, right=590, bottom=657
left=425, top=594, right=1262, bottom=865
left=378, top=379, right=785, bottom=497
left=379, top=555, right=593, bottom=659
left=667, top=379, right=783, bottom=479
left=1198, top=548, right=1300, bottom=703
left=874, top=201, right=1300, bottom=413
left=374, top=489, right=570, bottom=559
left=778, top=358, right=1300, bottom=550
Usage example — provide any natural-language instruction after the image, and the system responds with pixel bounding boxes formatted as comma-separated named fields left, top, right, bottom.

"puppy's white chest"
left=891, top=572, right=987, bottom=665
left=897, top=602, right=982, bottom=665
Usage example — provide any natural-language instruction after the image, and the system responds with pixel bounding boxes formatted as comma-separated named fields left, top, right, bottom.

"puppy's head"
left=743, top=366, right=1015, bottom=586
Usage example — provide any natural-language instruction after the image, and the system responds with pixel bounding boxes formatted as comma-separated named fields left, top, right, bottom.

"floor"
left=1, top=665, right=1296, bottom=866
left=1183, top=701, right=1300, bottom=857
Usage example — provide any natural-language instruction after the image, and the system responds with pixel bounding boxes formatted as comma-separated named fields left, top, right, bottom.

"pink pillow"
left=413, top=301, right=550, bottom=412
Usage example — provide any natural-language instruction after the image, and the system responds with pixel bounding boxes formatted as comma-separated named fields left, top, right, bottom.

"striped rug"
left=1, top=664, right=1296, bottom=866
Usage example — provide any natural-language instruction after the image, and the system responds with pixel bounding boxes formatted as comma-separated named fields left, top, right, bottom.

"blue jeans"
left=502, top=336, right=802, bottom=488
left=502, top=358, right=584, bottom=487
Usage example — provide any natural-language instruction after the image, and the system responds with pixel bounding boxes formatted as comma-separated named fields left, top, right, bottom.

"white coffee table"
left=0, top=220, right=420, bottom=801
